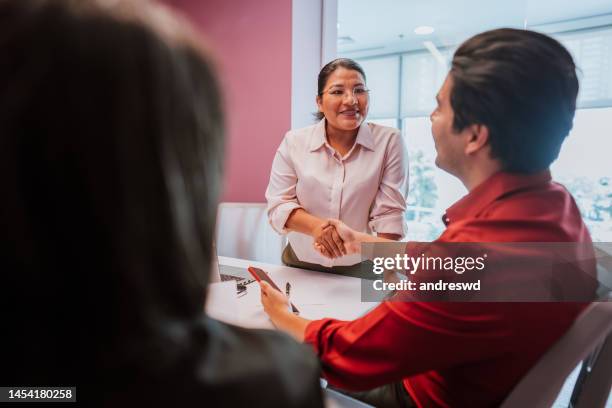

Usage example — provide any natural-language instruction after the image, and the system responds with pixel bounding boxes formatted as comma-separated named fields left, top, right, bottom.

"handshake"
left=312, top=219, right=361, bottom=259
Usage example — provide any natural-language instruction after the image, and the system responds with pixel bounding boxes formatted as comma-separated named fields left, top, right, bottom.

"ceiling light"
left=414, top=26, right=435, bottom=35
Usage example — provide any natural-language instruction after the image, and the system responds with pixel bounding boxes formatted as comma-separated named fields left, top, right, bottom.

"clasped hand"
left=313, top=219, right=360, bottom=258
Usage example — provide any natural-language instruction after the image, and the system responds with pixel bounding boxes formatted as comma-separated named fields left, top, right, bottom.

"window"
left=358, top=56, right=400, bottom=119
left=338, top=6, right=612, bottom=242
left=558, top=28, right=612, bottom=108
left=551, top=107, right=612, bottom=241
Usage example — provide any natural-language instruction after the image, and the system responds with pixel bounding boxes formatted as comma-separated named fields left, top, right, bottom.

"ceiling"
left=338, top=0, right=612, bottom=57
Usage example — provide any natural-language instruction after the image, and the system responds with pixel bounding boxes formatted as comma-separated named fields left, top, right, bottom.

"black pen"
left=285, top=282, right=299, bottom=314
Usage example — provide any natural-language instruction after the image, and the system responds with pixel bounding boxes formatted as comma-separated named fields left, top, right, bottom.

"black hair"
left=0, top=0, right=224, bottom=389
left=450, top=28, right=579, bottom=173
left=315, top=58, right=366, bottom=121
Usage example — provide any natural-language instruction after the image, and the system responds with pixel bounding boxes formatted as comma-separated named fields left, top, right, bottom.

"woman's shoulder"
left=123, top=317, right=324, bottom=407
left=365, top=122, right=404, bottom=152
left=193, top=319, right=323, bottom=406
left=282, top=122, right=323, bottom=149
left=285, top=122, right=320, bottom=138
left=366, top=122, right=401, bottom=139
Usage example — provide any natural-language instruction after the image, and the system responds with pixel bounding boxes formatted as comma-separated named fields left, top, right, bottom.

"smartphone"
left=248, top=267, right=299, bottom=314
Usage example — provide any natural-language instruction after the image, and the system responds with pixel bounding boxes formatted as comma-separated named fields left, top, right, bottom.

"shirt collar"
left=308, top=119, right=327, bottom=151
left=443, top=170, right=552, bottom=226
left=354, top=122, right=375, bottom=151
left=309, top=119, right=375, bottom=152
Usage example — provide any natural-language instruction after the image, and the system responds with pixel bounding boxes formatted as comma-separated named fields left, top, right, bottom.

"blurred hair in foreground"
left=0, top=0, right=225, bottom=396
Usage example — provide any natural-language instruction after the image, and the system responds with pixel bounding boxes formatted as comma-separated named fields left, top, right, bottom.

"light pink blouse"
left=265, top=119, right=408, bottom=267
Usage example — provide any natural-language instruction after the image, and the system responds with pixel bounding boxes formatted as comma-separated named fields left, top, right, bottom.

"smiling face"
left=316, top=67, right=369, bottom=134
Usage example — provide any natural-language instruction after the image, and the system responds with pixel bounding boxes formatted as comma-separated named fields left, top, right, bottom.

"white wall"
left=291, top=0, right=337, bottom=129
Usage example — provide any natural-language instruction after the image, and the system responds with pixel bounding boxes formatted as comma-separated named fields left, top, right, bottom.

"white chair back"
left=215, top=202, right=285, bottom=264
left=501, top=302, right=612, bottom=408
left=572, top=333, right=612, bottom=408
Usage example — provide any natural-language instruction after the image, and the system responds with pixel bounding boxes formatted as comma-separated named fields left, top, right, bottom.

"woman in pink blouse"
left=265, top=58, right=408, bottom=275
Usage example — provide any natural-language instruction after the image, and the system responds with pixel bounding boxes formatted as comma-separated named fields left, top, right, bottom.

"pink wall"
left=163, top=0, right=292, bottom=202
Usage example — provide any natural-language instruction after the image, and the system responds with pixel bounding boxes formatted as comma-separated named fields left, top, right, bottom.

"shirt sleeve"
left=368, top=132, right=408, bottom=237
left=303, top=301, right=508, bottom=392
left=265, top=135, right=303, bottom=235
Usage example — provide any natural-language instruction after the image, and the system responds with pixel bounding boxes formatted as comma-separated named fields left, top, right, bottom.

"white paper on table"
left=269, top=271, right=364, bottom=306
left=206, top=281, right=275, bottom=329
left=205, top=281, right=242, bottom=326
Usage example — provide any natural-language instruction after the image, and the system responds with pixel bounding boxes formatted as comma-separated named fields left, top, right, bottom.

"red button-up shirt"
left=304, top=171, right=594, bottom=407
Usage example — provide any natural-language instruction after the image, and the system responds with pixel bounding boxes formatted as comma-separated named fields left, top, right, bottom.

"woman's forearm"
left=285, top=208, right=325, bottom=236
left=378, top=232, right=401, bottom=241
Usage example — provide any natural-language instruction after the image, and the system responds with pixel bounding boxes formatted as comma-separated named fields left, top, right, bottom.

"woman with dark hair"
left=266, top=58, right=408, bottom=276
left=0, top=0, right=322, bottom=406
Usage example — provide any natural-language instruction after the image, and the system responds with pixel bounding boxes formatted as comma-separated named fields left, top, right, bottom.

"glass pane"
left=402, top=116, right=466, bottom=242
left=555, top=27, right=612, bottom=108
left=401, top=51, right=449, bottom=117
left=551, top=107, right=612, bottom=241
left=356, top=56, right=400, bottom=118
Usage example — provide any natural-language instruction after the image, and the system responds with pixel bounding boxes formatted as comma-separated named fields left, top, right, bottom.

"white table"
left=206, top=256, right=378, bottom=408
left=207, top=256, right=376, bottom=329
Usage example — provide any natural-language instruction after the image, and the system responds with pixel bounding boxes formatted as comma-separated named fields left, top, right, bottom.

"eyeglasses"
left=322, top=86, right=370, bottom=99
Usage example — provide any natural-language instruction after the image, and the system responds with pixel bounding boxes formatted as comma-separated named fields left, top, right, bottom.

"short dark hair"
left=315, top=58, right=366, bottom=121
left=0, top=0, right=223, bottom=388
left=450, top=28, right=579, bottom=173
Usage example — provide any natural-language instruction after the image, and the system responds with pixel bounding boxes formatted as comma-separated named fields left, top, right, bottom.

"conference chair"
left=500, top=301, right=612, bottom=408
left=570, top=333, right=612, bottom=408
left=215, top=202, right=286, bottom=264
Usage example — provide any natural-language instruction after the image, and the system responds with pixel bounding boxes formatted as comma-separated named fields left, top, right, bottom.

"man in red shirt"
left=259, top=28, right=596, bottom=407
